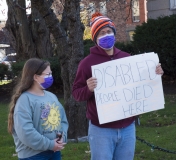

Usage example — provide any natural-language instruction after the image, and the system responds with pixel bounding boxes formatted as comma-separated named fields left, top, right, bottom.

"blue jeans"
left=88, top=121, right=136, bottom=160
left=19, top=151, right=61, bottom=160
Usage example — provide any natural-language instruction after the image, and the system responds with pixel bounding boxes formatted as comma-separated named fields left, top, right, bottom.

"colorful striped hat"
left=90, top=12, right=116, bottom=43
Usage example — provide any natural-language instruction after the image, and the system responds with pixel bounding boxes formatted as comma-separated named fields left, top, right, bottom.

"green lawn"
left=0, top=95, right=176, bottom=160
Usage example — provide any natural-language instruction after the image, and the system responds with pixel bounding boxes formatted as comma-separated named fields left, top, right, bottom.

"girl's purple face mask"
left=40, top=75, right=53, bottom=89
left=97, top=33, right=115, bottom=50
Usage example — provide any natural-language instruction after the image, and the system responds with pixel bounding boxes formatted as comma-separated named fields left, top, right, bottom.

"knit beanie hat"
left=90, top=12, right=116, bottom=43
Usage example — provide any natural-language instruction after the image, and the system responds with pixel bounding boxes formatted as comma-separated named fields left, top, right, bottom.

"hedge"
left=132, top=14, right=176, bottom=79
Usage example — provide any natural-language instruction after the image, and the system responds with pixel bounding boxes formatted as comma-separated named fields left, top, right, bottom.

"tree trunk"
left=5, top=0, right=52, bottom=60
left=30, top=7, right=53, bottom=58
left=62, top=0, right=88, bottom=139
left=32, top=0, right=88, bottom=139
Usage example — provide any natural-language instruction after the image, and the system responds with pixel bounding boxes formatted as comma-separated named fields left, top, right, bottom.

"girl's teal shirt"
left=12, top=90, right=68, bottom=159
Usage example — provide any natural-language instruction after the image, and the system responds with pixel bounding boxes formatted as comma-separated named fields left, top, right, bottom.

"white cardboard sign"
left=91, top=52, right=165, bottom=124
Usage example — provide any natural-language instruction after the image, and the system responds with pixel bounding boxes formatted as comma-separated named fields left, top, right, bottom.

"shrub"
left=11, top=61, right=25, bottom=77
left=132, top=15, right=176, bottom=79
left=115, top=42, right=135, bottom=55
left=0, top=63, right=8, bottom=73
left=83, top=39, right=94, bottom=57
left=0, top=63, right=8, bottom=79
left=11, top=57, right=61, bottom=85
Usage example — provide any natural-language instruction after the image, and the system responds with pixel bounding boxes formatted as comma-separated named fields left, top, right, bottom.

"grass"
left=0, top=95, right=176, bottom=160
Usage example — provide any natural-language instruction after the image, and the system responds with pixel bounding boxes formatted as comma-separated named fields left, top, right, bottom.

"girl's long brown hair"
left=8, top=58, right=50, bottom=134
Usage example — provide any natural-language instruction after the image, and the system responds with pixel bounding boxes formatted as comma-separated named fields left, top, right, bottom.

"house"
left=147, top=0, right=176, bottom=19
left=0, top=0, right=8, bottom=30
left=0, top=0, right=16, bottom=60
left=80, top=0, right=147, bottom=42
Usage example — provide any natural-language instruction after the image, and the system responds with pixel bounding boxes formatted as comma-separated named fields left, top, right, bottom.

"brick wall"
left=106, top=1, right=127, bottom=42
left=81, top=0, right=128, bottom=42
left=126, top=0, right=146, bottom=25
left=125, top=0, right=147, bottom=41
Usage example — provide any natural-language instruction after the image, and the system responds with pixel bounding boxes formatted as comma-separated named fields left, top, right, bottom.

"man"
left=72, top=12, right=163, bottom=160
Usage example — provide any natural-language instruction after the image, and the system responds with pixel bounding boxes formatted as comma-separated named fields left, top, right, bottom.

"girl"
left=8, top=58, right=68, bottom=160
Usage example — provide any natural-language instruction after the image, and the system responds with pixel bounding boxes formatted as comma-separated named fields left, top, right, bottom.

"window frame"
left=170, top=0, right=176, bottom=10
left=132, top=0, right=140, bottom=23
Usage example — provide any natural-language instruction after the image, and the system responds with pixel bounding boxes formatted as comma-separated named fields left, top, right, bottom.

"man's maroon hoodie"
left=72, top=46, right=135, bottom=128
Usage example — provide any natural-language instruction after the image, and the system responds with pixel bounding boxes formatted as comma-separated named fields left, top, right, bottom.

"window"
left=129, top=31, right=135, bottom=41
left=170, top=0, right=176, bottom=9
left=132, top=0, right=140, bottom=22
left=99, top=2, right=107, bottom=15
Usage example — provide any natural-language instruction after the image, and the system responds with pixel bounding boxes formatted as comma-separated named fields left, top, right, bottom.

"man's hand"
left=156, top=63, right=164, bottom=75
left=86, top=77, right=97, bottom=92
